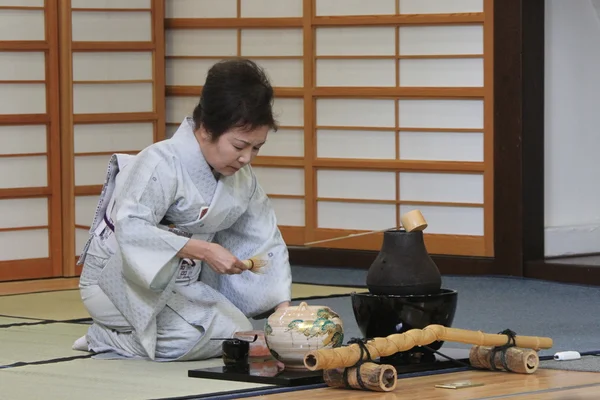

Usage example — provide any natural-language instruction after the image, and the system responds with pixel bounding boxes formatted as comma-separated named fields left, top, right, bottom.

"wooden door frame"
left=289, top=0, right=548, bottom=280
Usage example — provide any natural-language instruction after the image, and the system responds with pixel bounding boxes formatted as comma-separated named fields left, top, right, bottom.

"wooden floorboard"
left=245, top=369, right=600, bottom=399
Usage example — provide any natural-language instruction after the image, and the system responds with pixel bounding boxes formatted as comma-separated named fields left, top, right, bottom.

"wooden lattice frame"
left=0, top=2, right=63, bottom=281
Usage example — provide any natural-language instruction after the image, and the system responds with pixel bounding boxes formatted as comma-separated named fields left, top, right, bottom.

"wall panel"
left=60, top=0, right=166, bottom=276
left=0, top=2, right=62, bottom=281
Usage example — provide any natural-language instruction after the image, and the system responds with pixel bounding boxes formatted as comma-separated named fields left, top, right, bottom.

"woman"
left=74, top=59, right=292, bottom=361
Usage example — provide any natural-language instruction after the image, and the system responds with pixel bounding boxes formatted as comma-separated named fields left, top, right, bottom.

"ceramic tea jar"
left=264, top=302, right=344, bottom=370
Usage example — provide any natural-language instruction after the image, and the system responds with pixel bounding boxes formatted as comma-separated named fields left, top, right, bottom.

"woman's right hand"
left=177, top=239, right=248, bottom=275
left=203, top=242, right=249, bottom=275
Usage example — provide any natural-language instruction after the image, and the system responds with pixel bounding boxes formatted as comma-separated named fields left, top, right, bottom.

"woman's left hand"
left=275, top=301, right=290, bottom=309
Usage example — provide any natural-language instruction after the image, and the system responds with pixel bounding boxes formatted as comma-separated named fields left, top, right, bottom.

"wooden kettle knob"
left=400, top=209, right=428, bottom=232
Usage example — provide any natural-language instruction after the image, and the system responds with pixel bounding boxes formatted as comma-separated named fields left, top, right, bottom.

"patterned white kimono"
left=77, top=118, right=292, bottom=361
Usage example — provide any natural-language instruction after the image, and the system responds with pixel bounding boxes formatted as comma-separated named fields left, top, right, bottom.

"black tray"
left=188, top=364, right=324, bottom=387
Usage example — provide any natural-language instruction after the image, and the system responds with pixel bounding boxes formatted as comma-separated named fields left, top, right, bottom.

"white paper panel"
left=166, top=96, right=198, bottom=124
left=317, top=59, right=395, bottom=87
left=399, top=204, right=483, bottom=235
left=75, top=155, right=112, bottom=186
left=316, top=27, right=395, bottom=56
left=318, top=202, right=395, bottom=230
left=0, top=0, right=43, bottom=5
left=166, top=29, right=238, bottom=56
left=317, top=129, right=395, bottom=159
left=0, top=10, right=45, bottom=41
left=71, top=11, right=152, bottom=42
left=166, top=0, right=236, bottom=18
left=166, top=58, right=303, bottom=87
left=398, top=0, right=483, bottom=14
left=166, top=124, right=179, bottom=139
left=317, top=0, right=395, bottom=16
left=260, top=129, right=304, bottom=157
left=399, top=25, right=483, bottom=55
left=399, top=172, right=483, bottom=203
left=255, top=59, right=304, bottom=88
left=317, top=170, right=395, bottom=200
left=241, top=29, right=303, bottom=56
left=270, top=198, right=305, bottom=226
left=0, top=52, right=45, bottom=80
left=166, top=58, right=219, bottom=86
left=399, top=100, right=484, bottom=129
left=317, top=99, right=395, bottom=128
left=0, top=198, right=48, bottom=229
left=399, top=131, right=483, bottom=162
left=76, top=228, right=91, bottom=255
left=253, top=167, right=304, bottom=196
left=0, top=125, right=46, bottom=154
left=273, top=98, right=304, bottom=127
left=74, top=123, right=154, bottom=152
left=0, top=156, right=47, bottom=188
left=241, top=0, right=303, bottom=17
left=72, top=0, right=150, bottom=8
left=0, top=229, right=48, bottom=261
left=0, top=83, right=46, bottom=114
left=75, top=195, right=100, bottom=226
left=400, top=58, right=484, bottom=87
left=73, top=52, right=153, bottom=81
left=73, top=83, right=153, bottom=114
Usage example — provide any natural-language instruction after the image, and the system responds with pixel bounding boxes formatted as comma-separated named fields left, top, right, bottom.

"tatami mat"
left=0, top=283, right=363, bottom=321
left=0, top=357, right=269, bottom=400
left=0, top=290, right=89, bottom=320
left=0, top=321, right=89, bottom=366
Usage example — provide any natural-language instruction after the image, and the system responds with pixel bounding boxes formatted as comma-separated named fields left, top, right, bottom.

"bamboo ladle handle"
left=304, top=210, right=428, bottom=246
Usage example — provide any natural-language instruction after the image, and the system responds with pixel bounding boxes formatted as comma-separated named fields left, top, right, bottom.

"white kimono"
left=77, top=118, right=292, bottom=361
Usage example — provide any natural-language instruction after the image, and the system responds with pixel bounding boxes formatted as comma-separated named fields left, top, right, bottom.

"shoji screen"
left=164, top=0, right=307, bottom=245
left=60, top=0, right=166, bottom=275
left=0, top=1, right=62, bottom=281
left=310, top=0, right=492, bottom=256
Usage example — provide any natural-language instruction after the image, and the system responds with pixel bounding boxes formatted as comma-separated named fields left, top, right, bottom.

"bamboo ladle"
left=304, top=209, right=428, bottom=246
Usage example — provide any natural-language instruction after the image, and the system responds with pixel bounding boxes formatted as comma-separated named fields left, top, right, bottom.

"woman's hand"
left=177, top=239, right=248, bottom=275
left=204, top=242, right=249, bottom=275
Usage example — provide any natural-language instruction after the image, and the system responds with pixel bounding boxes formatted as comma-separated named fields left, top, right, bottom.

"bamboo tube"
left=323, top=362, right=397, bottom=392
left=303, top=325, right=553, bottom=371
left=469, top=345, right=540, bottom=374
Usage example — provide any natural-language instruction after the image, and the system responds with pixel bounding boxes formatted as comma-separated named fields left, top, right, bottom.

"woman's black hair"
left=192, top=58, right=278, bottom=140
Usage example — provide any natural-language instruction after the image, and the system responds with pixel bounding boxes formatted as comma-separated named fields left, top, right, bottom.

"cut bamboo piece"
left=323, top=362, right=397, bottom=392
left=469, top=345, right=540, bottom=374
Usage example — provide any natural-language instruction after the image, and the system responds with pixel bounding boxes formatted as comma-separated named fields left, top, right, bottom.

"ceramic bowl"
left=264, top=302, right=344, bottom=370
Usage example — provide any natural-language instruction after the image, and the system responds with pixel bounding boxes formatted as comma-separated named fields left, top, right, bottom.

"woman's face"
left=197, top=125, right=269, bottom=176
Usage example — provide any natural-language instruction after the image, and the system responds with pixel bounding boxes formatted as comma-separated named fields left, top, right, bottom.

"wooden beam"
left=493, top=0, right=545, bottom=276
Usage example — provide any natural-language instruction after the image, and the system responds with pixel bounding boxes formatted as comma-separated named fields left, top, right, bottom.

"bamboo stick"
left=304, top=325, right=553, bottom=371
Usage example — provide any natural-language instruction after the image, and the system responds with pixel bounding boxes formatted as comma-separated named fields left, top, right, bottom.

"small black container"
left=221, top=339, right=250, bottom=368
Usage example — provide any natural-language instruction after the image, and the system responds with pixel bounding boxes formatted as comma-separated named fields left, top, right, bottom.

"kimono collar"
left=170, top=118, right=217, bottom=178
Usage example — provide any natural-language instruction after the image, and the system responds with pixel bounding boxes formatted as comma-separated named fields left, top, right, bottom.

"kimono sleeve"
left=212, top=177, right=292, bottom=317
left=112, top=154, right=189, bottom=292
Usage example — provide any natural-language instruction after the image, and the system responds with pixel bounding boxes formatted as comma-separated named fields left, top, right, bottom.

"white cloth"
left=77, top=118, right=292, bottom=361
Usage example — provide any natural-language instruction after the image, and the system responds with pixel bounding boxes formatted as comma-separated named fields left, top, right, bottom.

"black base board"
left=525, top=260, right=600, bottom=286
left=288, top=247, right=496, bottom=275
